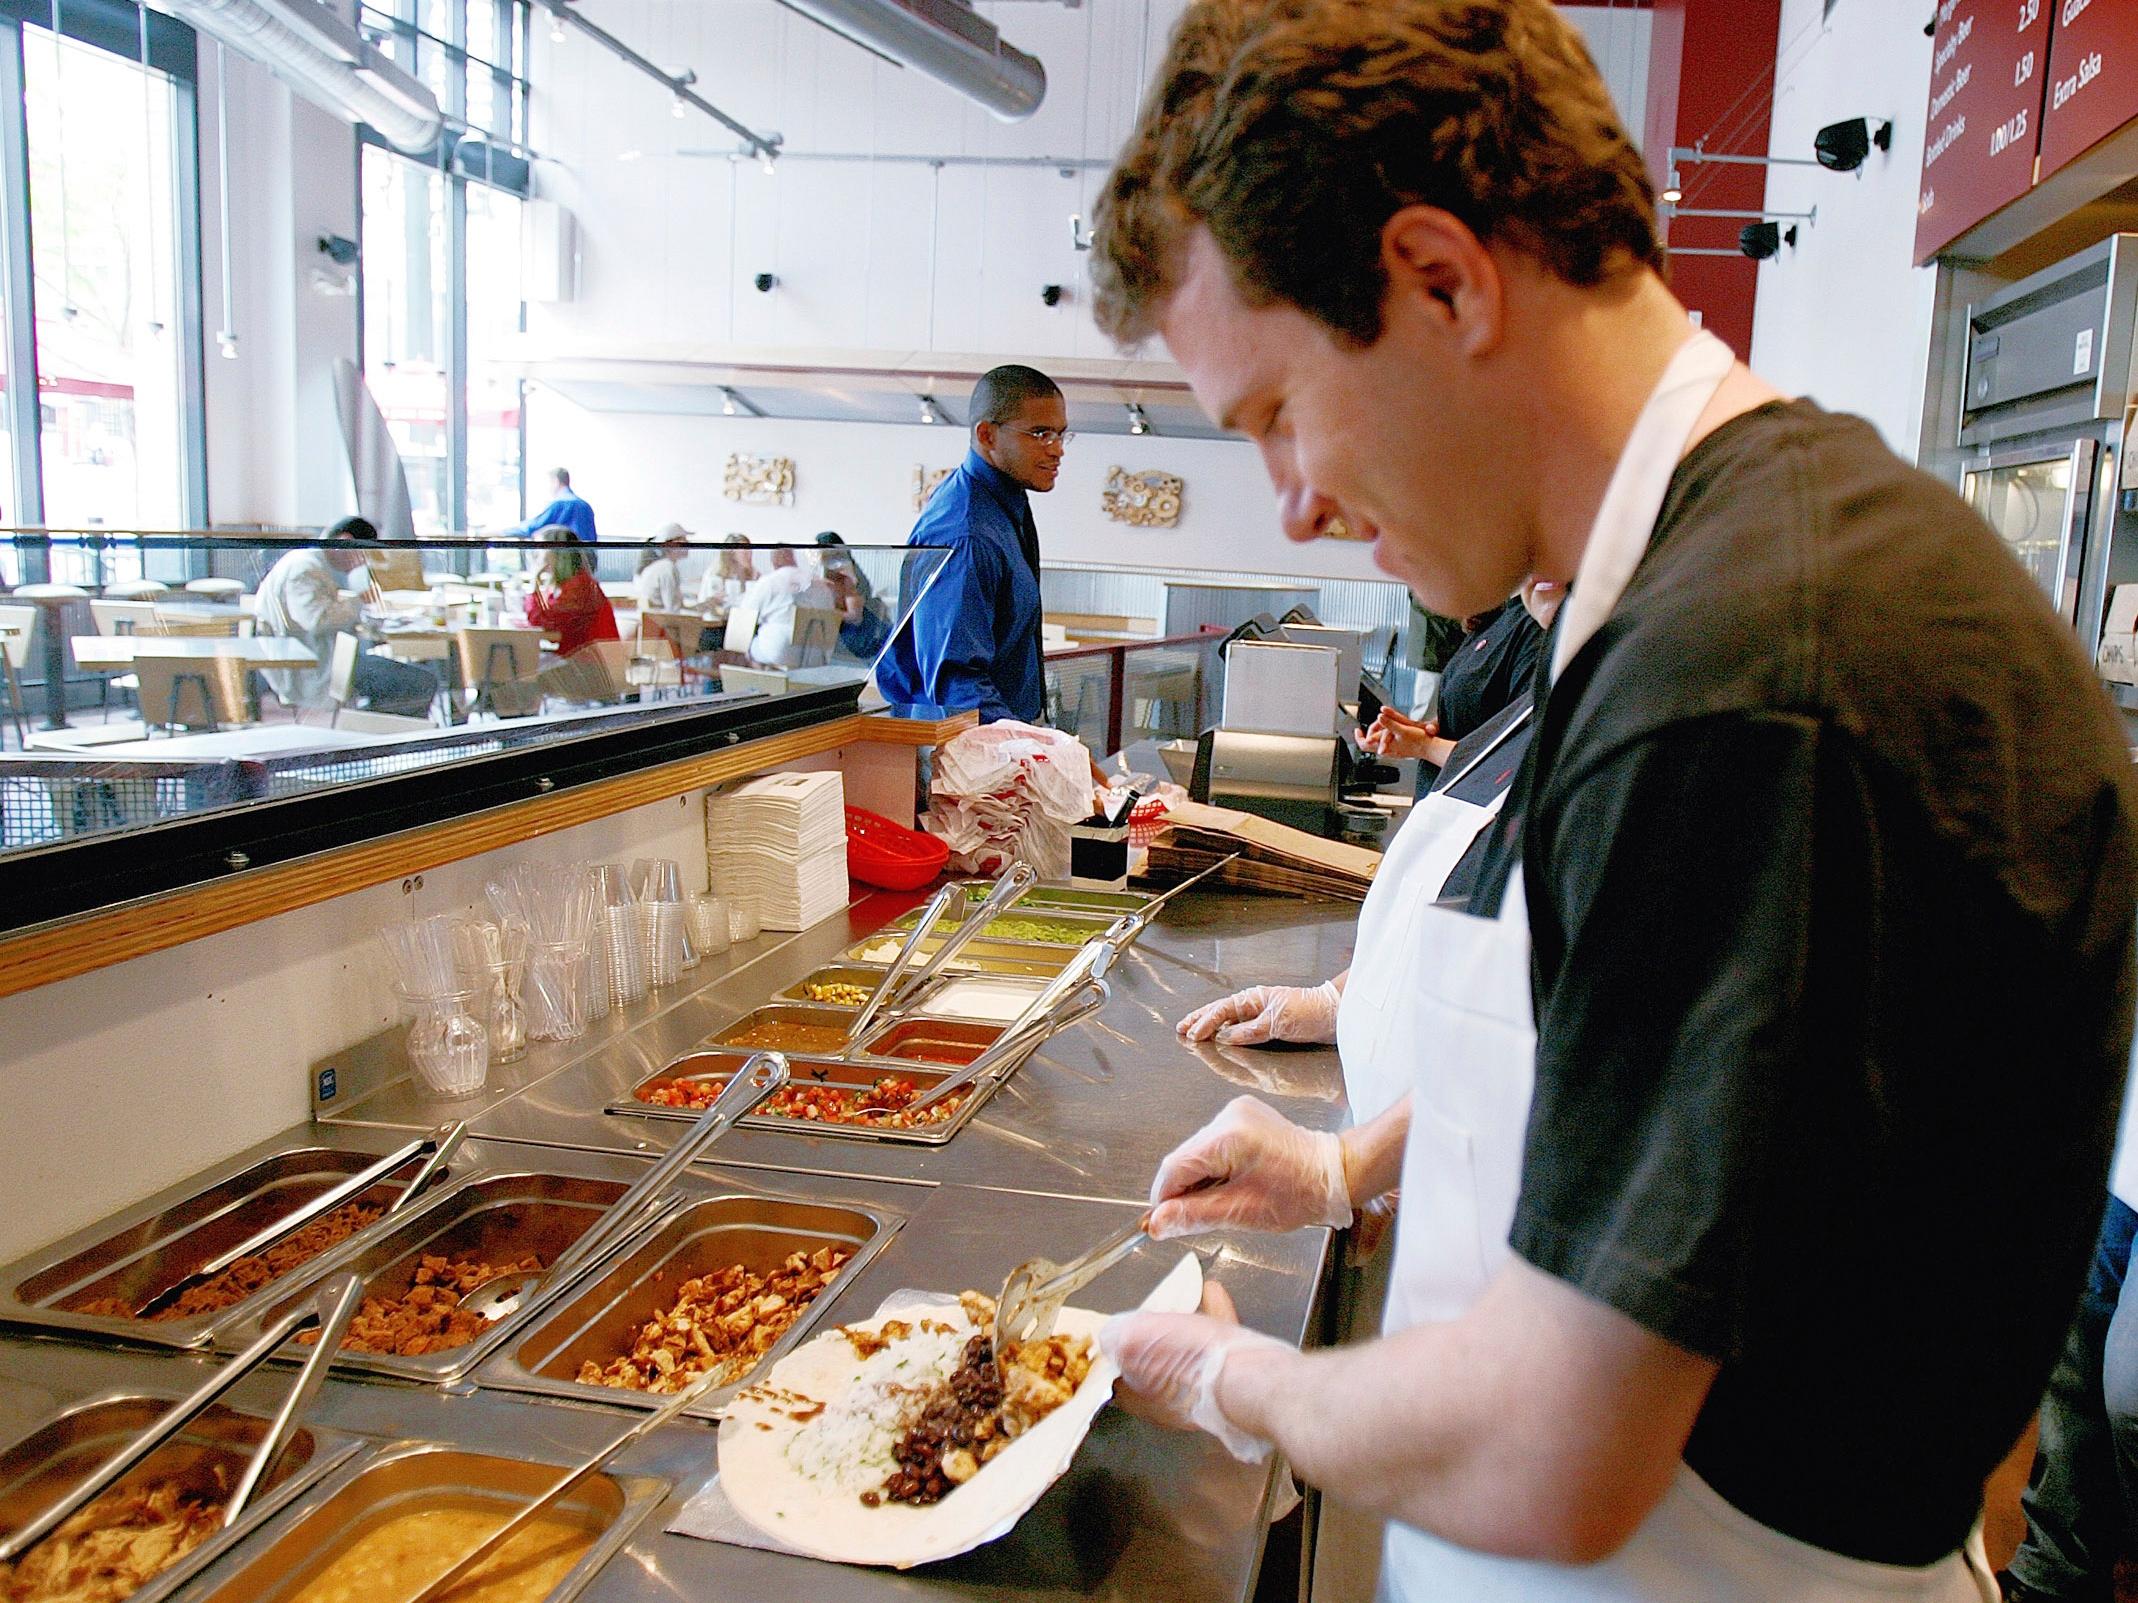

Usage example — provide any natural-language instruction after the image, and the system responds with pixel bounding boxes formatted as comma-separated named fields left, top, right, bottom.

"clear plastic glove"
left=1146, top=1095, right=1352, bottom=1240
left=1177, top=981, right=1341, bottom=1047
left=1100, top=1281, right=1286, bottom=1463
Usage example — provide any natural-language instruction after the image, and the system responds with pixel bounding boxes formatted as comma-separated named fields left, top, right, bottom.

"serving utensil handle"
left=0, top=1296, right=327, bottom=1562
left=547, top=1051, right=789, bottom=1282
left=220, top=1271, right=366, bottom=1529
left=848, top=882, right=960, bottom=1044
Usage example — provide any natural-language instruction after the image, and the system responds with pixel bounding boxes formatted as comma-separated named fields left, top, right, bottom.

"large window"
left=357, top=0, right=530, bottom=536
left=0, top=0, right=203, bottom=579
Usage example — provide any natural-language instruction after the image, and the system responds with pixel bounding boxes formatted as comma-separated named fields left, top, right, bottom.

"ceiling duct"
left=170, top=0, right=444, bottom=153
left=776, top=0, right=1045, bottom=121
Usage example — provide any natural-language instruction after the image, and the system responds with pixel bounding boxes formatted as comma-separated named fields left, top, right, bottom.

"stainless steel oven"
left=1958, top=233, right=2138, bottom=671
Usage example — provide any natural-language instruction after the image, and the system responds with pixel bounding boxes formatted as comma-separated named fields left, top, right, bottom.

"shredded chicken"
left=1, top=1471, right=228, bottom=1603
left=575, top=1246, right=850, bottom=1395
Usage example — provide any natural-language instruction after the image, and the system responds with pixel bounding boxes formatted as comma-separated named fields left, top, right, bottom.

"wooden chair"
left=453, top=627, right=543, bottom=718
left=719, top=663, right=789, bottom=696
left=86, top=600, right=159, bottom=713
left=0, top=602, right=34, bottom=748
left=133, top=656, right=225, bottom=734
left=721, top=604, right=759, bottom=659
left=792, top=606, right=843, bottom=668
left=626, top=630, right=684, bottom=698
left=322, top=632, right=361, bottom=726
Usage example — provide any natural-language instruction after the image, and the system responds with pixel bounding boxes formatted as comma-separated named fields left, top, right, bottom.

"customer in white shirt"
left=694, top=534, right=756, bottom=609
left=253, top=516, right=437, bottom=718
left=741, top=549, right=833, bottom=668
left=633, top=525, right=690, bottom=613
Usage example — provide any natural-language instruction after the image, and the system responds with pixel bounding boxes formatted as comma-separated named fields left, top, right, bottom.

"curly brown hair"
left=1092, top=0, right=1663, bottom=349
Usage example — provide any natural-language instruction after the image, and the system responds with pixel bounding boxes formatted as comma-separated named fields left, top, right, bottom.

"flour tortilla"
left=717, top=1253, right=1203, bottom=1568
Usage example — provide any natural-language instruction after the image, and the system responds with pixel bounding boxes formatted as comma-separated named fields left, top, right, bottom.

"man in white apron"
left=1085, top=3, right=2138, bottom=1599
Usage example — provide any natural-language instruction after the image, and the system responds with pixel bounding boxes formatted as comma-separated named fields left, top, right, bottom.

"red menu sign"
left=1915, top=0, right=2054, bottom=263
left=2039, top=0, right=2138, bottom=176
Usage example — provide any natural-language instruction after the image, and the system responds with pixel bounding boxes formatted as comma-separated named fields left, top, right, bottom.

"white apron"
left=1336, top=702, right=1533, bottom=1123
left=1375, top=331, right=1995, bottom=1603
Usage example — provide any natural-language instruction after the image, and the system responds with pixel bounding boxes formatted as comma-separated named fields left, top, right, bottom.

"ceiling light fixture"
left=919, top=395, right=940, bottom=426
left=548, top=13, right=565, bottom=41
left=1126, top=402, right=1150, bottom=436
left=721, top=388, right=738, bottom=416
left=1660, top=166, right=1683, bottom=205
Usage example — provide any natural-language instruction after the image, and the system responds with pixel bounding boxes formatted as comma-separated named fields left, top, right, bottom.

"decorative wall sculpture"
left=1101, top=466, right=1184, bottom=528
left=723, top=453, right=795, bottom=505
left=912, top=465, right=954, bottom=511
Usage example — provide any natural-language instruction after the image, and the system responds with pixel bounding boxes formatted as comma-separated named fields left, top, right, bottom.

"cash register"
left=1187, top=619, right=1400, bottom=837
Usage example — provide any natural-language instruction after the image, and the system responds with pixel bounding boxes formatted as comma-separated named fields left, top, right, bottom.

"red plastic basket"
left=845, top=804, right=950, bottom=891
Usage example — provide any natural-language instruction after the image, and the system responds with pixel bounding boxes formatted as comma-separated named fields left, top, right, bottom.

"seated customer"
left=740, top=548, right=834, bottom=668
left=815, top=531, right=891, bottom=659
left=254, top=515, right=437, bottom=720
left=634, top=525, right=689, bottom=613
left=526, top=541, right=623, bottom=703
left=694, top=534, right=755, bottom=609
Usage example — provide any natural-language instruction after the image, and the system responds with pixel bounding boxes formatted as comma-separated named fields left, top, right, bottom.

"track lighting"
left=721, top=389, right=738, bottom=417
left=1661, top=166, right=1682, bottom=206
left=919, top=395, right=940, bottom=426
left=1126, top=403, right=1150, bottom=436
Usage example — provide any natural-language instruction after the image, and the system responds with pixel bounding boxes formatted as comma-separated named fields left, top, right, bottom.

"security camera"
left=317, top=234, right=359, bottom=266
left=754, top=272, right=777, bottom=293
left=1814, top=117, right=1892, bottom=173
left=1041, top=284, right=1064, bottom=307
left=1738, top=222, right=1798, bottom=260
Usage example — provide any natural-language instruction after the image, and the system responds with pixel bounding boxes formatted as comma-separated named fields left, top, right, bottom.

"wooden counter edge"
left=0, top=708, right=977, bottom=1001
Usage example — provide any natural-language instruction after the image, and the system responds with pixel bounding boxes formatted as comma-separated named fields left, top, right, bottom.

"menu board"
left=2038, top=0, right=2138, bottom=176
left=1915, top=0, right=2054, bottom=262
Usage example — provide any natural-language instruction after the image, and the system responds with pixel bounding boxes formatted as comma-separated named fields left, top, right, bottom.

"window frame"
left=0, top=0, right=206, bottom=584
left=353, top=0, right=533, bottom=538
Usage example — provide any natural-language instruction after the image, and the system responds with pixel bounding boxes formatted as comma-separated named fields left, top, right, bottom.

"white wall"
left=522, top=391, right=1394, bottom=583
left=197, top=48, right=361, bottom=527
left=1747, top=0, right=1938, bottom=458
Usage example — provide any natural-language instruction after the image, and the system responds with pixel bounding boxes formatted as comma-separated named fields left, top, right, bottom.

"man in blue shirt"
left=877, top=365, right=1065, bottom=722
left=506, top=466, right=598, bottom=544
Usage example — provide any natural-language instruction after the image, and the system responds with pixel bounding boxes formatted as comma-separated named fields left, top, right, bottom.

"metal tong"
left=459, top=1054, right=790, bottom=1322
left=845, top=881, right=961, bottom=1045
left=901, top=928, right=1127, bottom=1119
left=130, top=1122, right=467, bottom=1322
left=898, top=979, right=1111, bottom=1120
left=403, top=1342, right=736, bottom=1603
left=0, top=1272, right=367, bottom=1564
left=992, top=1213, right=1149, bottom=1362
left=1122, top=852, right=1242, bottom=940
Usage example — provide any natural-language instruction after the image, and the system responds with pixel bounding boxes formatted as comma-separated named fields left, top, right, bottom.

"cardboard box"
left=2099, top=584, right=2138, bottom=684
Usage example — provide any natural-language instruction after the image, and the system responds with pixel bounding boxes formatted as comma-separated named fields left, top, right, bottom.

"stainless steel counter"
left=336, top=890, right=1360, bottom=1205
left=0, top=886, right=1364, bottom=1603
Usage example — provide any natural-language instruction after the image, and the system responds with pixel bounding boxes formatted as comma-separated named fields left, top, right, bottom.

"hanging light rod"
left=682, top=148, right=1109, bottom=173
left=1670, top=143, right=1824, bottom=168
left=1666, top=205, right=1817, bottom=221
left=534, top=0, right=780, bottom=162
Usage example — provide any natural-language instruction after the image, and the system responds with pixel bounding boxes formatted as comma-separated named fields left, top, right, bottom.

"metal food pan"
left=775, top=965, right=900, bottom=1008
left=608, top=1050, right=997, bottom=1147
left=178, top=1441, right=664, bottom=1603
left=0, top=1147, right=446, bottom=1351
left=948, top=879, right=1148, bottom=917
left=240, top=1173, right=634, bottom=1386
left=0, top=1392, right=361, bottom=1603
left=477, top=1194, right=892, bottom=1418
left=842, top=934, right=1071, bottom=978
left=705, top=1001, right=860, bottom=1057
left=886, top=904, right=1118, bottom=947
left=855, top=1016, right=1006, bottom=1069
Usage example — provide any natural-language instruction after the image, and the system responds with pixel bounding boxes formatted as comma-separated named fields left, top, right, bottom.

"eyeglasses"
left=1005, top=426, right=1075, bottom=447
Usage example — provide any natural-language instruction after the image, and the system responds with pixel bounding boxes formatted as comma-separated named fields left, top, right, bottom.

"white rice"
left=784, top=1322, right=970, bottom=1494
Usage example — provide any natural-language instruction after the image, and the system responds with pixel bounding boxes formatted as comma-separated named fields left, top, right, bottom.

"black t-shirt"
left=1472, top=400, right=2138, bottom=1564
left=1436, top=598, right=1545, bottom=739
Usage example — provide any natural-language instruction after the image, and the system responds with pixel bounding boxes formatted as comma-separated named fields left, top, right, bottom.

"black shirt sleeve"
left=1512, top=711, right=1823, bottom=1364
